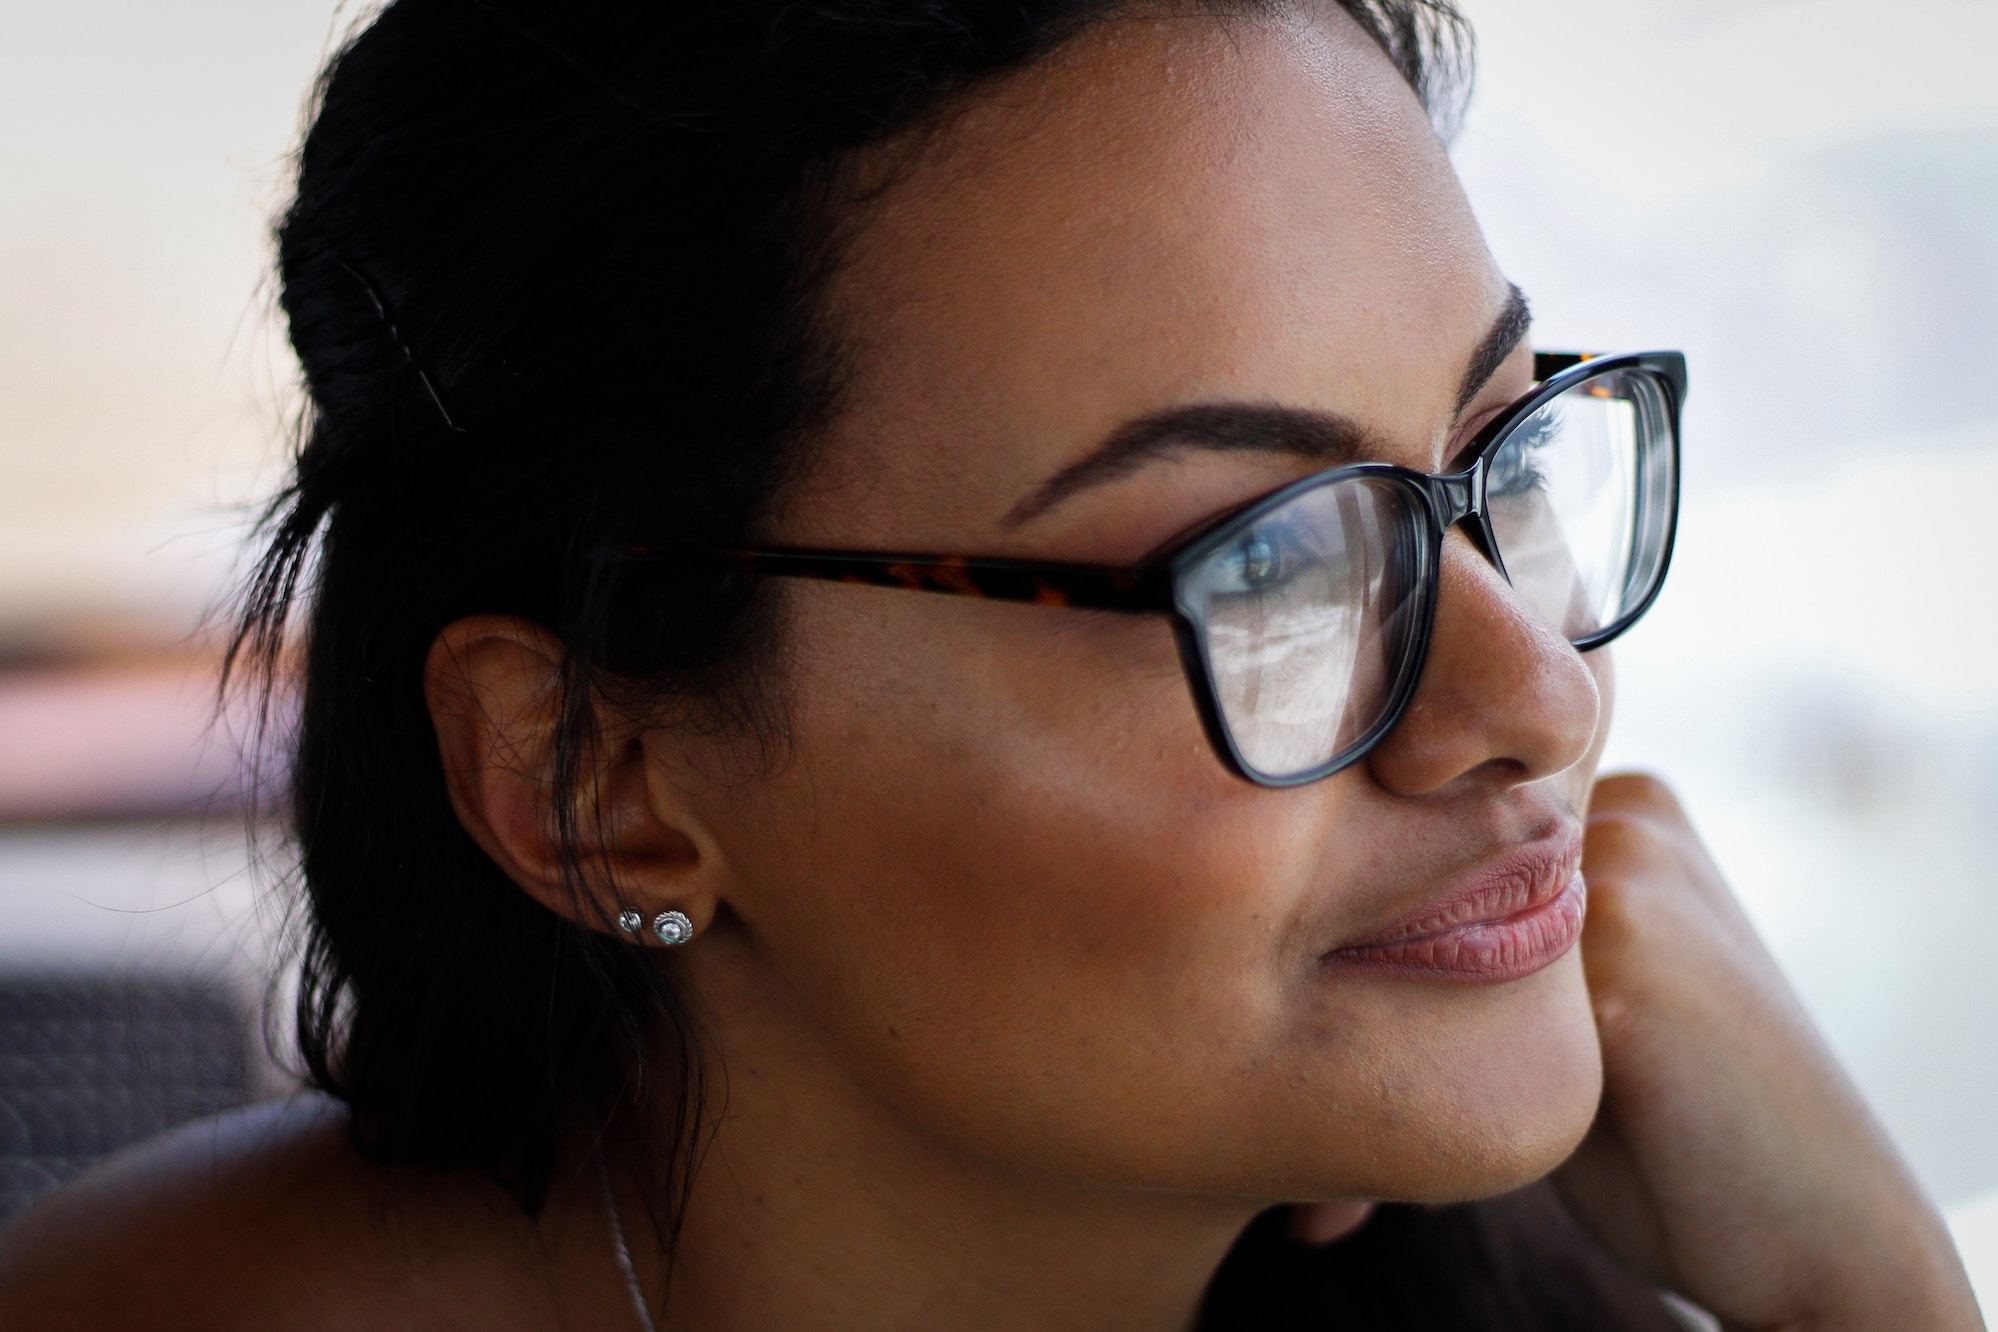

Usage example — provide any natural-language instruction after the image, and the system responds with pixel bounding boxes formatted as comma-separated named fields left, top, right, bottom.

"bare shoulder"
left=0, top=1093, right=368, bottom=1327
left=0, top=1092, right=582, bottom=1330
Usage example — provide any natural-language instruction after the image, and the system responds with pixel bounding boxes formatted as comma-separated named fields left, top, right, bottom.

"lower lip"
left=1321, top=873, right=1587, bottom=984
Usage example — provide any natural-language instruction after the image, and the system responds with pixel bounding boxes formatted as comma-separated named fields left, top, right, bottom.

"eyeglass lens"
left=1180, top=365, right=1676, bottom=781
left=1182, top=475, right=1427, bottom=778
left=1485, top=367, right=1677, bottom=641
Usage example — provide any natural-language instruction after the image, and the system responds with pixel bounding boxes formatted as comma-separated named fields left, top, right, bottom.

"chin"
left=1331, top=952, right=1606, bottom=1204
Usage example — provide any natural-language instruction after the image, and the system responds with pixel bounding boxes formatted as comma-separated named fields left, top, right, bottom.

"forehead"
left=787, top=6, right=1502, bottom=549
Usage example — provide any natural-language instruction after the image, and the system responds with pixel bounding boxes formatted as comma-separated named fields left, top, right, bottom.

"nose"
left=1363, top=527, right=1601, bottom=797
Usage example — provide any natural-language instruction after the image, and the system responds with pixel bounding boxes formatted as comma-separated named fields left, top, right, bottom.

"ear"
left=422, top=614, right=727, bottom=940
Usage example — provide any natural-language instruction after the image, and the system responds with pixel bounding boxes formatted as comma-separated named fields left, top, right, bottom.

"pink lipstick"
left=1322, top=834, right=1586, bottom=983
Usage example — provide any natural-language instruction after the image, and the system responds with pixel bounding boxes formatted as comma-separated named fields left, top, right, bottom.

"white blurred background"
left=1, top=0, right=1993, bottom=1308
left=1454, top=0, right=1998, bottom=1305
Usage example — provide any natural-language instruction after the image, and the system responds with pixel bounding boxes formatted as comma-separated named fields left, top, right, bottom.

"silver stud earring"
left=615, top=909, right=645, bottom=939
left=650, top=909, right=694, bottom=946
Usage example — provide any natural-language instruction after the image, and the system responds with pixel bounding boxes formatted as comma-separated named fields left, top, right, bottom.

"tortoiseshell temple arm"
left=608, top=352, right=1613, bottom=609
left=1533, top=350, right=1598, bottom=380
left=609, top=545, right=1179, bottom=612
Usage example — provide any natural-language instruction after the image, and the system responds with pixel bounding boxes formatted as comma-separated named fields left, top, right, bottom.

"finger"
left=1286, top=1199, right=1376, bottom=1244
left=1588, top=769, right=1687, bottom=822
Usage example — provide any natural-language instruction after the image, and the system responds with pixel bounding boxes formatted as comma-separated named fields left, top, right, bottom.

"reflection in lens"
left=1486, top=369, right=1674, bottom=640
left=1184, top=475, right=1422, bottom=778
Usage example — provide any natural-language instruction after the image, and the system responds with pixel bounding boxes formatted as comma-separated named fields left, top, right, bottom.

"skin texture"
left=465, top=10, right=1613, bottom=1327
left=1542, top=775, right=1984, bottom=1331
left=0, top=5, right=1979, bottom=1330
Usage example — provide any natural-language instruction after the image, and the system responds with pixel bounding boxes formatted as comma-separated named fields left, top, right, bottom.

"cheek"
left=729, top=595, right=1335, bottom=1164
left=719, top=593, right=1607, bottom=1199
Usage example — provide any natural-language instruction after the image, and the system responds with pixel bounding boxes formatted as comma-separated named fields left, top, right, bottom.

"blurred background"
left=1, top=0, right=1993, bottom=1306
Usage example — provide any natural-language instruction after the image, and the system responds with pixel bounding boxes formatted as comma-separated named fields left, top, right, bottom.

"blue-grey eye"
left=1239, top=532, right=1278, bottom=582
left=1209, top=523, right=1302, bottom=596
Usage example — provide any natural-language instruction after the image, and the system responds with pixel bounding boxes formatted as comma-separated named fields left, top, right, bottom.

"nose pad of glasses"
left=1429, top=469, right=1504, bottom=573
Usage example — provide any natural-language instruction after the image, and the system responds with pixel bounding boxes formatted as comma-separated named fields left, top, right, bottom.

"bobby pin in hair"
left=335, top=257, right=469, bottom=435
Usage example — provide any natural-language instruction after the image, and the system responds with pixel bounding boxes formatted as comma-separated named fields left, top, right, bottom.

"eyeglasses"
left=606, top=350, right=1685, bottom=787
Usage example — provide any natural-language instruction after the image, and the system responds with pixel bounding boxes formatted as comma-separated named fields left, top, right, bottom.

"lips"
left=1321, top=830, right=1587, bottom=983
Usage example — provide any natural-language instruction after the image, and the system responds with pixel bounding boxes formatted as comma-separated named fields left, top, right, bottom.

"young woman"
left=0, top=1, right=1980, bottom=1327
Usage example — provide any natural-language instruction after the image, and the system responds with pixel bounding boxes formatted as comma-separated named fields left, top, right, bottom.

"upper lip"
left=1326, top=825, right=1585, bottom=953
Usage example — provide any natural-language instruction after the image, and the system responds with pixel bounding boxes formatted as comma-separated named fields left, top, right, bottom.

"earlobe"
left=615, top=908, right=699, bottom=947
left=421, top=614, right=723, bottom=941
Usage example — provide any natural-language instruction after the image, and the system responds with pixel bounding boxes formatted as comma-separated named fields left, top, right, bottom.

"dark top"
left=1197, top=1180, right=1701, bottom=1330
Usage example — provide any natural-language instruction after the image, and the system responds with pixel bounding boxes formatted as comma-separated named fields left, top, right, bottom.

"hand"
left=1284, top=1198, right=1375, bottom=1245
left=1545, top=771, right=1983, bottom=1330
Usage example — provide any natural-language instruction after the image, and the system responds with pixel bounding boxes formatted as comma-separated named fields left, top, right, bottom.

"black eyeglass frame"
left=606, top=350, right=1686, bottom=788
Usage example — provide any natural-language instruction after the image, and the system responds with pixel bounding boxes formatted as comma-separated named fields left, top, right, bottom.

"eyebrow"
left=1453, top=282, right=1533, bottom=417
left=1000, top=281, right=1533, bottom=531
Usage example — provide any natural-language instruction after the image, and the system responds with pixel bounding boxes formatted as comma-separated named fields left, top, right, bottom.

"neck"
left=599, top=1019, right=1266, bottom=1331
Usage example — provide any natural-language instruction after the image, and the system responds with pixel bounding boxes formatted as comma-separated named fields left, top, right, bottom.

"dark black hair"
left=213, top=1, right=1686, bottom=1324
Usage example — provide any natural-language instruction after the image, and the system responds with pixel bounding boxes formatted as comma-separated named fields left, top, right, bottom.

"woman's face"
left=670, top=5, right=1610, bottom=1204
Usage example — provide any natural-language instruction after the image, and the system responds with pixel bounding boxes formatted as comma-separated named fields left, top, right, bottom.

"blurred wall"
left=1, top=2, right=332, bottom=651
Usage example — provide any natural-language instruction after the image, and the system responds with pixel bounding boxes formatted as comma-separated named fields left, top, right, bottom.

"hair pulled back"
left=219, top=0, right=1476, bottom=1264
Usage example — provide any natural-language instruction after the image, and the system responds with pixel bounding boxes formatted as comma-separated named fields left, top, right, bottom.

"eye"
left=1207, top=520, right=1308, bottom=596
left=1488, top=410, right=1560, bottom=499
